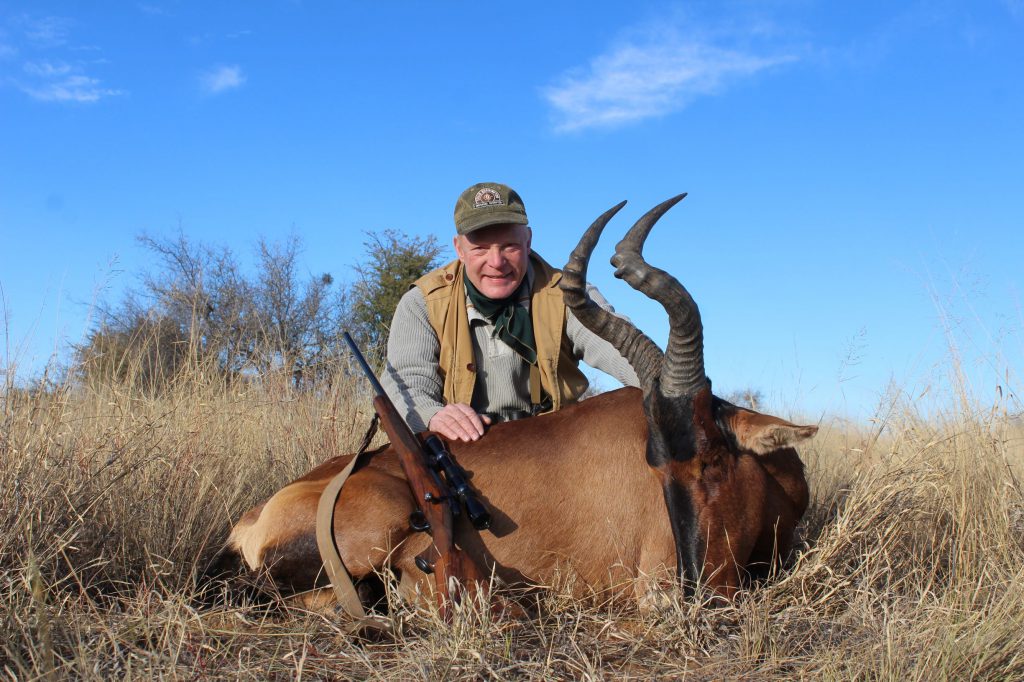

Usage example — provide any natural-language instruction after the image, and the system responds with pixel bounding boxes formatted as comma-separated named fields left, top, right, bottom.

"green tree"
left=348, top=229, right=444, bottom=350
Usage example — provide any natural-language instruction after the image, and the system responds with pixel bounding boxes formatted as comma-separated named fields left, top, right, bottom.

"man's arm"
left=380, top=288, right=490, bottom=441
left=380, top=288, right=446, bottom=433
left=564, top=283, right=641, bottom=388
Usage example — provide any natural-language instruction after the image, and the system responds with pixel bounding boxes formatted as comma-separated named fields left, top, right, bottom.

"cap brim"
left=458, top=211, right=530, bottom=235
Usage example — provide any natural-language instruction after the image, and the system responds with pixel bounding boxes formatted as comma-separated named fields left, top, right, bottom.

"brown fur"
left=226, top=387, right=814, bottom=602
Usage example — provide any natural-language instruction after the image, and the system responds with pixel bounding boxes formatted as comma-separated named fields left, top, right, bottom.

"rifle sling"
left=315, top=417, right=392, bottom=632
left=315, top=449, right=365, bottom=617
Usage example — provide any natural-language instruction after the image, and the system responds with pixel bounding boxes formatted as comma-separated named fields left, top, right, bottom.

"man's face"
left=454, top=223, right=532, bottom=300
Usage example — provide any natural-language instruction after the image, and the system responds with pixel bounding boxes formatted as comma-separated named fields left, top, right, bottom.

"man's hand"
left=428, top=403, right=492, bottom=442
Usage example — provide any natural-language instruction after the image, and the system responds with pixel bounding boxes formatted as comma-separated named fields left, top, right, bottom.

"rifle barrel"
left=343, top=331, right=387, bottom=396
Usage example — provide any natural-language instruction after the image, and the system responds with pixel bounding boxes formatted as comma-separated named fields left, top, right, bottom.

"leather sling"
left=315, top=450, right=367, bottom=618
left=314, top=416, right=392, bottom=632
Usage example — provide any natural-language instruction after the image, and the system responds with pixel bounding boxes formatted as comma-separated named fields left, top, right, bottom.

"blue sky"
left=1, top=1, right=1022, bottom=420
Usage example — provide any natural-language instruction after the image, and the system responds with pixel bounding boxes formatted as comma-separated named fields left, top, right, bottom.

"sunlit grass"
left=1, top=338, right=1022, bottom=680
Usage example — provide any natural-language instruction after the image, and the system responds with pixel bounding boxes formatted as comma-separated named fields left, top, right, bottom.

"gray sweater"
left=381, top=267, right=640, bottom=432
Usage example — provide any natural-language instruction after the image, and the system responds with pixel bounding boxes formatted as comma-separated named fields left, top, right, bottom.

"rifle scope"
left=424, top=436, right=492, bottom=531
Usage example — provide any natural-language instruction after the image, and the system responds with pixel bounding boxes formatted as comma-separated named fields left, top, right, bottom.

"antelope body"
left=226, top=195, right=816, bottom=605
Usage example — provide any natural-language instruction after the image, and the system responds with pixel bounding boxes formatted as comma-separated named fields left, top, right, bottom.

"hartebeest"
left=225, top=195, right=816, bottom=608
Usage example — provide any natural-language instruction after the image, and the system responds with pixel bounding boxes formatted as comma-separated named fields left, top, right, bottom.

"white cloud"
left=8, top=14, right=123, bottom=103
left=138, top=3, right=171, bottom=16
left=200, top=64, right=246, bottom=94
left=23, top=59, right=72, bottom=77
left=544, top=31, right=795, bottom=133
left=16, top=14, right=72, bottom=48
left=22, top=73, right=121, bottom=103
left=19, top=59, right=121, bottom=102
left=21, top=73, right=120, bottom=102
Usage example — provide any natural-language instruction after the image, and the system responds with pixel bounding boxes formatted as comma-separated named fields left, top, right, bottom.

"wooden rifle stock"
left=341, top=332, right=486, bottom=617
left=372, top=396, right=486, bottom=615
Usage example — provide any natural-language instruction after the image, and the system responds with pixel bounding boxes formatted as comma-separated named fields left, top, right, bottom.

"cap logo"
left=473, top=188, right=504, bottom=209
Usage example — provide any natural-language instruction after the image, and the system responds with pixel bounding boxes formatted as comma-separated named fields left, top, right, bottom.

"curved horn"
left=610, top=194, right=707, bottom=398
left=560, top=201, right=665, bottom=388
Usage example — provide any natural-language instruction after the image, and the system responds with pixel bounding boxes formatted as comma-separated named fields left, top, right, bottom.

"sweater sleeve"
left=564, top=283, right=641, bottom=388
left=380, top=287, right=446, bottom=433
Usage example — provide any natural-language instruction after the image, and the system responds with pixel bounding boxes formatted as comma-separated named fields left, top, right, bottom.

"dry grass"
left=1, top=353, right=1022, bottom=680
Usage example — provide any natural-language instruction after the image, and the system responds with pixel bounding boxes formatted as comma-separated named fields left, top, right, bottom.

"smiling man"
left=381, top=182, right=638, bottom=442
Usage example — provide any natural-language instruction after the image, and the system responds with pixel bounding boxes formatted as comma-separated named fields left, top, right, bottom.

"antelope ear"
left=717, top=402, right=818, bottom=455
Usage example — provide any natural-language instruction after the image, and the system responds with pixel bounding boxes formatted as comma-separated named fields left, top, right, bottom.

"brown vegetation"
left=2, top=345, right=1023, bottom=679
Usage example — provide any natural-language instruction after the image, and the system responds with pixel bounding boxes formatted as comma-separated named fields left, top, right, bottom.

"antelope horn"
left=610, top=194, right=707, bottom=398
left=560, top=201, right=665, bottom=389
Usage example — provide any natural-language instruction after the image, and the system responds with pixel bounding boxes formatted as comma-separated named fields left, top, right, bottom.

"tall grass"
left=1, top=338, right=1021, bottom=680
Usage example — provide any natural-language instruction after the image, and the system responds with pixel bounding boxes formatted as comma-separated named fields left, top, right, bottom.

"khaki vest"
left=414, top=253, right=589, bottom=413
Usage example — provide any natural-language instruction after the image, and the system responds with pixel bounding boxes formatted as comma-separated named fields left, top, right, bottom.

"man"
left=381, top=182, right=639, bottom=442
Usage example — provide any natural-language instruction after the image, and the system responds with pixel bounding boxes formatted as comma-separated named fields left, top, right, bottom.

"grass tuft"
left=1, top=347, right=1022, bottom=679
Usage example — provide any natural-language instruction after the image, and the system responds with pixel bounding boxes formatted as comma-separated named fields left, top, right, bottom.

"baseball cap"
left=453, top=182, right=529, bottom=235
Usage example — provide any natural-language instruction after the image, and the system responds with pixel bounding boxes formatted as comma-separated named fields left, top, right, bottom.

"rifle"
left=342, top=332, right=489, bottom=616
